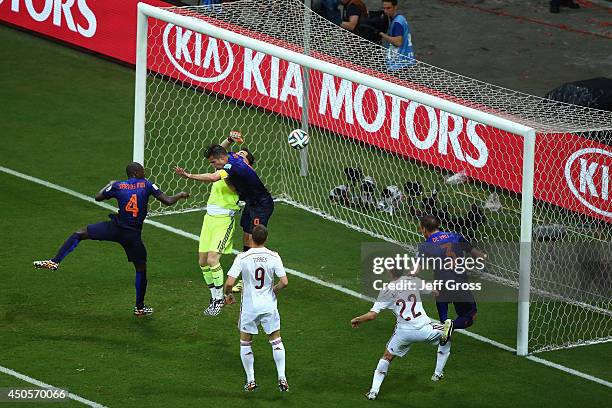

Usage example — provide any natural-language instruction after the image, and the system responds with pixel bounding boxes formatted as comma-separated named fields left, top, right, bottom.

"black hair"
left=126, top=162, right=144, bottom=178
left=204, top=144, right=227, bottom=159
left=382, top=0, right=398, bottom=5
left=240, top=147, right=256, bottom=166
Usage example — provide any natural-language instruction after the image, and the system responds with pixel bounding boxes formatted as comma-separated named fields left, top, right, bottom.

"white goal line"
left=0, top=165, right=610, bottom=390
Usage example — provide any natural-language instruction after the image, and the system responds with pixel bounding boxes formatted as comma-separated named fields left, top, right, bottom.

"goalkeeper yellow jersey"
left=207, top=179, right=239, bottom=216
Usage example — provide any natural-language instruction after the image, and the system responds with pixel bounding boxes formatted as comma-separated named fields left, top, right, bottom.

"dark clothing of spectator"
left=315, top=0, right=342, bottom=25
left=341, top=0, right=368, bottom=34
left=359, top=10, right=389, bottom=45
left=550, top=0, right=580, bottom=13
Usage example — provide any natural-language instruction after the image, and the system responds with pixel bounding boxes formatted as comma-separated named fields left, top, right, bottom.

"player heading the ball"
left=224, top=225, right=289, bottom=393
left=33, top=162, right=189, bottom=316
left=176, top=142, right=274, bottom=243
left=175, top=137, right=274, bottom=295
left=172, top=132, right=252, bottom=316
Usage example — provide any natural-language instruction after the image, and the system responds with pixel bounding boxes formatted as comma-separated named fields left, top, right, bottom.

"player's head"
left=126, top=162, right=145, bottom=179
left=237, top=147, right=255, bottom=166
left=251, top=224, right=268, bottom=247
left=382, top=0, right=398, bottom=18
left=204, top=144, right=228, bottom=169
left=419, top=215, right=441, bottom=237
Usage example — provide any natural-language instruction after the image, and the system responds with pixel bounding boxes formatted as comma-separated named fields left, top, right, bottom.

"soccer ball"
left=288, top=129, right=309, bottom=150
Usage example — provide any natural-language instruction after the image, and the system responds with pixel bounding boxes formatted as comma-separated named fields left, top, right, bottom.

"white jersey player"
left=224, top=225, right=289, bottom=393
left=351, top=272, right=453, bottom=400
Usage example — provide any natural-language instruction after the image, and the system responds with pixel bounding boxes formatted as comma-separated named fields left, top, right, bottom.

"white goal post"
left=133, top=1, right=611, bottom=356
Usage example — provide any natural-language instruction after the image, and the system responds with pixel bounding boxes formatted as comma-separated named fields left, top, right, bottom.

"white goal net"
left=137, top=0, right=612, bottom=354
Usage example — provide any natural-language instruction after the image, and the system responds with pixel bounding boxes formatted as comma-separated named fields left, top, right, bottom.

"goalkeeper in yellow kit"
left=176, top=131, right=252, bottom=316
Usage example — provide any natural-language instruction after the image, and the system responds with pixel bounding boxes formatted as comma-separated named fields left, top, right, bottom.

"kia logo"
left=564, top=147, right=612, bottom=218
left=162, top=24, right=233, bottom=83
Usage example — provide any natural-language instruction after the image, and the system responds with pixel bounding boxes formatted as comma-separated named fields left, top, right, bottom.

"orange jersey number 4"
left=125, top=194, right=139, bottom=218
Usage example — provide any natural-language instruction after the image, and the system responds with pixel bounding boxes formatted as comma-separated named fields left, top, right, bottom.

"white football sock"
left=215, top=287, right=223, bottom=300
left=435, top=341, right=451, bottom=376
left=370, top=358, right=390, bottom=393
left=270, top=337, right=286, bottom=380
left=240, top=340, right=255, bottom=382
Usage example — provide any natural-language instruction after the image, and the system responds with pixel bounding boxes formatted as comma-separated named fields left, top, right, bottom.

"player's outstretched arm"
left=174, top=166, right=222, bottom=183
left=351, top=311, right=378, bottom=328
left=459, top=235, right=487, bottom=260
left=220, top=130, right=244, bottom=150
left=155, top=191, right=189, bottom=206
left=94, top=180, right=116, bottom=202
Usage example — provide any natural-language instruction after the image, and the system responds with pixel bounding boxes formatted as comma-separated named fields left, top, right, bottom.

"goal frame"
left=133, top=2, right=536, bottom=356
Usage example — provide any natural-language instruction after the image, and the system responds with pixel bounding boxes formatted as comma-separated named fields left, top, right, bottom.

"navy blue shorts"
left=436, top=301, right=478, bottom=322
left=86, top=221, right=147, bottom=264
left=240, top=197, right=274, bottom=234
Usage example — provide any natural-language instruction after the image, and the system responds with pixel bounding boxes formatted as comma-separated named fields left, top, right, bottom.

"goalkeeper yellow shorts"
left=199, top=213, right=235, bottom=254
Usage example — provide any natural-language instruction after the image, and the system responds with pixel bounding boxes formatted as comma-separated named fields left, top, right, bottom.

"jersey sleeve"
left=390, top=21, right=404, bottom=37
left=218, top=162, right=237, bottom=180
left=370, top=289, right=393, bottom=314
left=102, top=182, right=118, bottom=199
left=274, top=256, right=287, bottom=278
left=227, top=256, right=242, bottom=278
left=146, top=180, right=163, bottom=198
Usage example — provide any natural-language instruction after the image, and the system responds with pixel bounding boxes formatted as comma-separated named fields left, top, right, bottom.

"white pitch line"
left=525, top=355, right=612, bottom=388
left=1, top=165, right=611, bottom=389
left=0, top=366, right=108, bottom=408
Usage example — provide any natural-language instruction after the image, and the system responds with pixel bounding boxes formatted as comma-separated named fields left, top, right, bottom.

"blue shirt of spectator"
left=380, top=0, right=415, bottom=70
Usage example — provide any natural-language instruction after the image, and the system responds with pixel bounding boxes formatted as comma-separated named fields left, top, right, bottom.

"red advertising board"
left=2, top=1, right=610, bottom=222
left=0, top=0, right=169, bottom=64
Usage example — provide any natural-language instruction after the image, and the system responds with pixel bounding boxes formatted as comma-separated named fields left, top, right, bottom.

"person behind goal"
left=224, top=225, right=289, bottom=392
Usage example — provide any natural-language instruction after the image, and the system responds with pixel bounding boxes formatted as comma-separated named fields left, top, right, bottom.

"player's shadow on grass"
left=24, top=317, right=173, bottom=352
left=27, top=332, right=174, bottom=353
left=377, top=371, right=437, bottom=403
left=144, top=384, right=292, bottom=404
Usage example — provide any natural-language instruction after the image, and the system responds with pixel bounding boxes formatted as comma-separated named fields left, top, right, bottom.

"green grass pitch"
left=0, top=24, right=610, bottom=407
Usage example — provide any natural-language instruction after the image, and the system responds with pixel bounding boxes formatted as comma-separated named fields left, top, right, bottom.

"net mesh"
left=141, top=0, right=612, bottom=353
